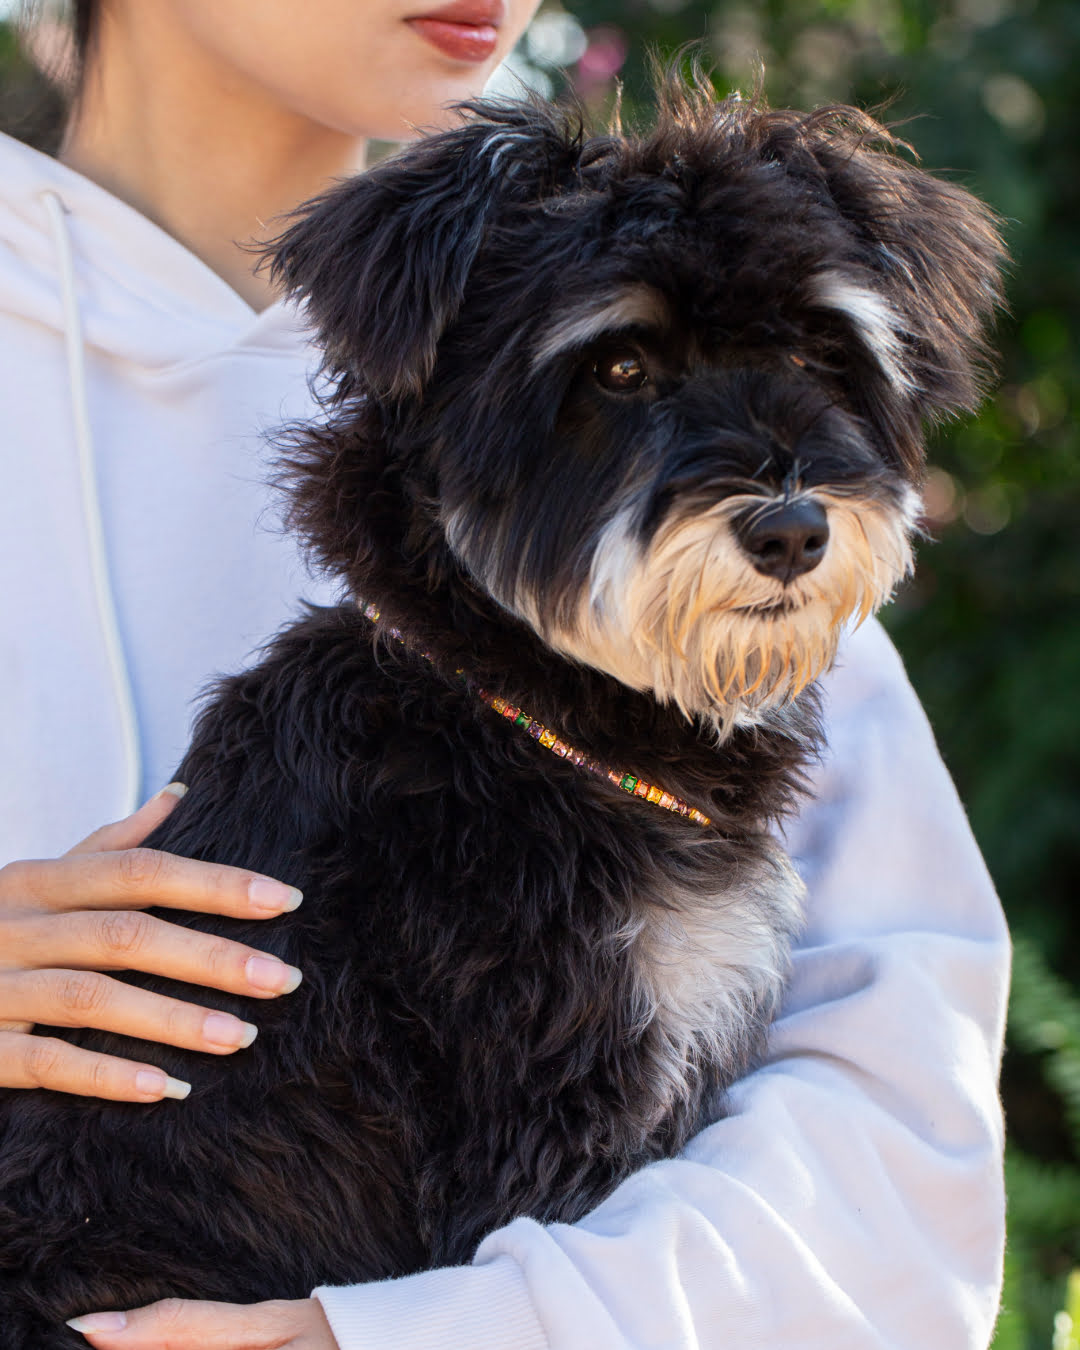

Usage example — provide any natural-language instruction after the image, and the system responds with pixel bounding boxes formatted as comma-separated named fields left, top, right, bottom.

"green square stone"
left=621, top=774, right=638, bottom=792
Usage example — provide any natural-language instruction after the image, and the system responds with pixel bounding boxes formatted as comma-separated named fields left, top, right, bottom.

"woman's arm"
left=65, top=617, right=1010, bottom=1349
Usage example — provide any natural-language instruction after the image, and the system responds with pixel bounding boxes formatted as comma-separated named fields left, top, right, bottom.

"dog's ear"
left=795, top=111, right=1007, bottom=423
left=268, top=103, right=583, bottom=400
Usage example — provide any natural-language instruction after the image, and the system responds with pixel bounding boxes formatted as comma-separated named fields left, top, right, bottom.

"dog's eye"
left=594, top=350, right=648, bottom=393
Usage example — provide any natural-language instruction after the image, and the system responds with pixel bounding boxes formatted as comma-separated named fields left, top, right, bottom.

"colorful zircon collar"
left=360, top=602, right=712, bottom=828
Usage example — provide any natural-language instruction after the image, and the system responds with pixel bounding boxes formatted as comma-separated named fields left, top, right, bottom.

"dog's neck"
left=357, top=598, right=715, bottom=827
left=349, top=567, right=819, bottom=836
left=284, top=411, right=822, bottom=834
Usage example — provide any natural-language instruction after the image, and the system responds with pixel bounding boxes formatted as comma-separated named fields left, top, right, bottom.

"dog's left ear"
left=268, top=103, right=581, bottom=399
left=800, top=113, right=1007, bottom=424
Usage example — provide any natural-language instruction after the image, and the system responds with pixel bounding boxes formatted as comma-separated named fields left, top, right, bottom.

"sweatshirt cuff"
left=313, top=1255, right=549, bottom=1350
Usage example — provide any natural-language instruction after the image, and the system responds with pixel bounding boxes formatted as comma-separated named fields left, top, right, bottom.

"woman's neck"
left=60, top=9, right=366, bottom=311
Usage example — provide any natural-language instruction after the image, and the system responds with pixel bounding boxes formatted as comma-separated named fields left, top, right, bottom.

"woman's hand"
left=0, top=785, right=303, bottom=1101
left=66, top=1298, right=338, bottom=1349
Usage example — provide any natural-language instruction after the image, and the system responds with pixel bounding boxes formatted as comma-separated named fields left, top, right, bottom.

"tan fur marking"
left=531, top=286, right=671, bottom=369
left=539, top=488, right=917, bottom=732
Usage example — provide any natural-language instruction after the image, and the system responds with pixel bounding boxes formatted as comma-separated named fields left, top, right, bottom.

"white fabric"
left=40, top=186, right=142, bottom=817
left=0, top=131, right=336, bottom=862
left=0, top=129, right=1009, bottom=1349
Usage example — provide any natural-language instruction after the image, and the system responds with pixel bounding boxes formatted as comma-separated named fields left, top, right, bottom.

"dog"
left=0, top=66, right=1004, bottom=1346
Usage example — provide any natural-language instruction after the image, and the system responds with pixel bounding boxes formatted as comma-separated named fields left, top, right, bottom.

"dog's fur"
left=0, top=68, right=1004, bottom=1345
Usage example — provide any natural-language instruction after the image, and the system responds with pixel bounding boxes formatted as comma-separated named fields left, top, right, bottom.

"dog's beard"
left=526, top=488, right=919, bottom=731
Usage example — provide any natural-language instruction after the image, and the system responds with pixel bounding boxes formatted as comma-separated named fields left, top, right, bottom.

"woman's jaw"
left=78, top=0, right=540, bottom=141
left=58, top=0, right=543, bottom=309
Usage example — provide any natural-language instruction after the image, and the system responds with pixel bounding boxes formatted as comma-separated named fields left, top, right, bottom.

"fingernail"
left=245, top=954, right=303, bottom=994
left=247, top=877, right=304, bottom=913
left=67, top=1311, right=128, bottom=1334
left=202, top=1012, right=258, bottom=1049
left=158, top=781, right=188, bottom=800
left=134, top=1069, right=191, bottom=1100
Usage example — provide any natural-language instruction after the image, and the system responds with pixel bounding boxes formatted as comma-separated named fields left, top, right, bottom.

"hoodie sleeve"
left=314, top=617, right=1010, bottom=1350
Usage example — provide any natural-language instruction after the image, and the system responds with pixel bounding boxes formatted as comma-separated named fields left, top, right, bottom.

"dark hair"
left=2, top=0, right=98, bottom=149
left=25, top=0, right=99, bottom=82
left=71, top=0, right=96, bottom=69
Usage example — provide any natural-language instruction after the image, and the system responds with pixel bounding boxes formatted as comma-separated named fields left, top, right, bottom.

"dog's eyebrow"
left=810, top=270, right=918, bottom=395
left=531, top=286, right=671, bottom=369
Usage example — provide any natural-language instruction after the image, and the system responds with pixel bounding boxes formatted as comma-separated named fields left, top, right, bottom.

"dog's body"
left=1, top=603, right=809, bottom=1335
left=0, top=71, right=1003, bottom=1345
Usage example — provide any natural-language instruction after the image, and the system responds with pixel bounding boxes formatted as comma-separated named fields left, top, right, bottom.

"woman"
left=0, top=3, right=1010, bottom=1347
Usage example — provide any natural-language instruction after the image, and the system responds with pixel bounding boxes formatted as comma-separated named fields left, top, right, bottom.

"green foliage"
left=1052, top=1271, right=1080, bottom=1350
left=1010, top=940, right=1080, bottom=1144
left=1001, top=941, right=1080, bottom=1345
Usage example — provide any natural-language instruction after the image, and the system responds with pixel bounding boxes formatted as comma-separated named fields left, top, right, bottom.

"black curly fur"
left=0, top=65, right=1004, bottom=1347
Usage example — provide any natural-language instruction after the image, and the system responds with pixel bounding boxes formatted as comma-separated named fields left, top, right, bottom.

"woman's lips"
left=405, top=1, right=503, bottom=62
left=406, top=17, right=498, bottom=62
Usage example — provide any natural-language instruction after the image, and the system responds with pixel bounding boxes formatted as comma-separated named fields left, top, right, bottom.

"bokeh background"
left=1, top=1, right=1077, bottom=1344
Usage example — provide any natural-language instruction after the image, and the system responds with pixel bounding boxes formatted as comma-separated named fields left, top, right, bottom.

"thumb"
left=65, top=1296, right=317, bottom=1349
left=67, top=783, right=188, bottom=856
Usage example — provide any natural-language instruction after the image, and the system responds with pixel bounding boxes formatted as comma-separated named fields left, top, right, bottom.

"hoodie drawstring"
left=41, top=189, right=142, bottom=819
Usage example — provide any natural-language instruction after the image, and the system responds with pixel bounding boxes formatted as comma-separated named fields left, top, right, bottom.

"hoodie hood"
left=0, top=130, right=305, bottom=368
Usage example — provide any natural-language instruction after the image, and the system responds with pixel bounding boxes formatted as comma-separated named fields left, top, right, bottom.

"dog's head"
left=272, top=67, right=1004, bottom=730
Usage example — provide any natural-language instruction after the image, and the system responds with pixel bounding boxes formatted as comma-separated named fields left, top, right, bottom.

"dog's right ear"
left=268, top=104, right=582, bottom=400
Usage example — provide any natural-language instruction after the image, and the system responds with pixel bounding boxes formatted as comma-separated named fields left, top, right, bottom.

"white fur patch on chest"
left=627, top=833, right=805, bottom=1115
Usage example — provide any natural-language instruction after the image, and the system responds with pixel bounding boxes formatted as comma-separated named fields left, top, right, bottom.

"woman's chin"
left=304, top=68, right=506, bottom=143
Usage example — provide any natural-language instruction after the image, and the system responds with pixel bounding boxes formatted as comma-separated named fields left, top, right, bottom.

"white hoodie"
left=0, top=129, right=1009, bottom=1349
left=0, top=131, right=336, bottom=860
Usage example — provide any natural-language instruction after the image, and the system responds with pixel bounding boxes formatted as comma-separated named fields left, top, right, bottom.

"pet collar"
left=359, top=601, right=712, bottom=828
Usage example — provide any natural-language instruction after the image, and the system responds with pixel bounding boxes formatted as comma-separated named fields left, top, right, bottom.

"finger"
left=0, top=850, right=303, bottom=919
left=66, top=1297, right=322, bottom=1349
left=69, top=784, right=190, bottom=856
left=0, top=970, right=267, bottom=1055
left=0, top=1030, right=190, bottom=1101
left=10, top=911, right=304, bottom=999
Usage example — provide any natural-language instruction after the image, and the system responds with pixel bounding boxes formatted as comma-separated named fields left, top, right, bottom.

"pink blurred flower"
left=574, top=25, right=629, bottom=104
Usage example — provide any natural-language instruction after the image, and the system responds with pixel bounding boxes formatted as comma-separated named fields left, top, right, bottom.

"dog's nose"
left=735, top=499, right=830, bottom=582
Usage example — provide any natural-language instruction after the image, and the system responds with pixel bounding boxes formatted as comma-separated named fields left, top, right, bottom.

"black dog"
left=0, top=68, right=1003, bottom=1345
